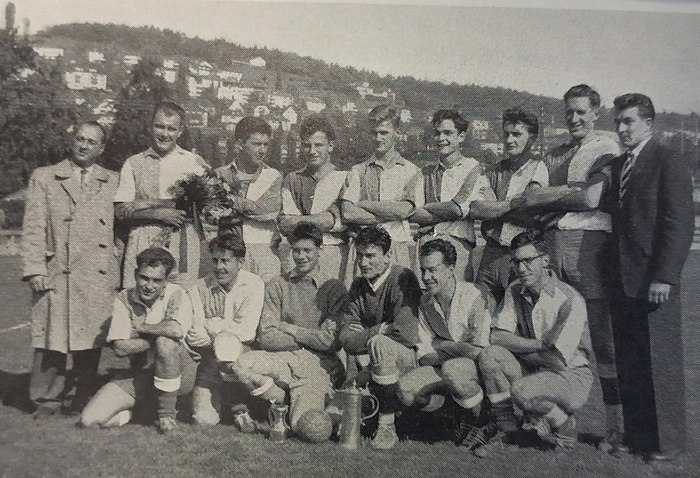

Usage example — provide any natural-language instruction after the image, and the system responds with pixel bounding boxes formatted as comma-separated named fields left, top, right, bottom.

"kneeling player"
left=79, top=248, right=197, bottom=434
left=228, top=223, right=348, bottom=437
left=479, top=231, right=593, bottom=450
left=186, top=235, right=265, bottom=428
left=397, top=239, right=495, bottom=450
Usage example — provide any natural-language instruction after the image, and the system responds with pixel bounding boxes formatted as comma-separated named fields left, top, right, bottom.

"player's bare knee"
left=478, top=346, right=503, bottom=376
left=155, top=336, right=179, bottom=356
left=396, top=380, right=416, bottom=406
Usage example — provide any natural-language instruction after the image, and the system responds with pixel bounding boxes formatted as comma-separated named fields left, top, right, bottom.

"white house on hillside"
left=269, top=92, right=294, bottom=109
left=304, top=97, right=326, bottom=113
left=65, top=68, right=108, bottom=91
left=249, top=57, right=266, bottom=68
left=88, top=51, right=105, bottom=63
left=123, top=55, right=141, bottom=66
left=400, top=109, right=412, bottom=123
left=282, top=106, right=298, bottom=130
left=218, top=85, right=254, bottom=101
left=253, top=105, right=271, bottom=117
left=34, top=47, right=63, bottom=60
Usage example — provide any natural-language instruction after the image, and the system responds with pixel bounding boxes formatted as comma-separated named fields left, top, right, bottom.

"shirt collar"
left=503, top=155, right=531, bottom=172
left=288, top=265, right=325, bottom=287
left=437, top=154, right=466, bottom=171
left=127, top=284, right=169, bottom=310
left=144, top=145, right=184, bottom=160
left=229, top=159, right=264, bottom=179
left=368, top=149, right=404, bottom=169
left=366, top=265, right=393, bottom=293
left=517, top=270, right=557, bottom=301
left=629, top=135, right=652, bottom=158
left=69, top=161, right=95, bottom=175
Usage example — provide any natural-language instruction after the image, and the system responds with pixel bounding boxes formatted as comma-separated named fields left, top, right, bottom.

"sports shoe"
left=156, top=416, right=178, bottom=435
left=599, top=430, right=628, bottom=456
left=546, top=415, right=577, bottom=450
left=371, top=421, right=398, bottom=450
left=33, top=403, right=60, bottom=420
left=233, top=410, right=257, bottom=434
left=463, top=422, right=499, bottom=452
left=452, top=408, right=475, bottom=446
left=471, top=427, right=504, bottom=458
left=522, top=416, right=553, bottom=440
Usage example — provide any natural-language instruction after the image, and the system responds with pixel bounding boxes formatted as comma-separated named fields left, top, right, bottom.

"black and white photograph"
left=0, top=0, right=698, bottom=476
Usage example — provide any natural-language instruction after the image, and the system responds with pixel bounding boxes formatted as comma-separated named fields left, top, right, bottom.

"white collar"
left=368, top=265, right=393, bottom=292
left=629, top=135, right=652, bottom=158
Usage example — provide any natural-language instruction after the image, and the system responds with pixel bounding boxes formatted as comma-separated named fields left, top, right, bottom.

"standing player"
left=606, top=93, right=693, bottom=462
left=340, top=105, right=421, bottom=283
left=22, top=121, right=119, bottom=417
left=479, top=231, right=593, bottom=452
left=278, top=115, right=348, bottom=279
left=470, top=107, right=549, bottom=303
left=185, top=235, right=265, bottom=428
left=228, top=223, right=348, bottom=436
left=397, top=239, right=495, bottom=451
left=512, top=85, right=624, bottom=451
left=79, top=248, right=197, bottom=434
left=216, top=116, right=283, bottom=281
left=411, top=110, right=492, bottom=282
left=115, top=101, right=208, bottom=289
left=339, top=226, right=422, bottom=450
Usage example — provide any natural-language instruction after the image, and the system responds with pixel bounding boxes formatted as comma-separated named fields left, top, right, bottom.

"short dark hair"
left=564, top=84, right=601, bottom=109
left=235, top=116, right=272, bottom=143
left=208, top=234, right=246, bottom=259
left=368, top=104, right=400, bottom=129
left=502, top=107, right=539, bottom=139
left=76, top=120, right=108, bottom=144
left=355, top=226, right=392, bottom=254
left=419, top=239, right=457, bottom=267
left=299, top=115, right=336, bottom=142
left=153, top=100, right=186, bottom=124
left=613, top=93, right=656, bottom=121
left=136, top=247, right=176, bottom=276
left=289, top=222, right=323, bottom=247
left=509, top=230, right=549, bottom=255
left=431, top=110, right=469, bottom=134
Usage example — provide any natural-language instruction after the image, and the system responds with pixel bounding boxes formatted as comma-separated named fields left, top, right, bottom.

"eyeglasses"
left=510, top=253, right=545, bottom=268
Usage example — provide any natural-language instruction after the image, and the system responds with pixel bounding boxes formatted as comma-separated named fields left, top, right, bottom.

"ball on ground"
left=296, top=409, right=333, bottom=443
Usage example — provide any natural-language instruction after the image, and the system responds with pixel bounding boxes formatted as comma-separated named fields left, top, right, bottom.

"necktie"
left=80, top=169, right=88, bottom=190
left=618, top=151, right=636, bottom=206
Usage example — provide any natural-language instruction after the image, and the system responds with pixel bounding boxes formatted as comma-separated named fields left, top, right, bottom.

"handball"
left=296, top=409, right=333, bottom=443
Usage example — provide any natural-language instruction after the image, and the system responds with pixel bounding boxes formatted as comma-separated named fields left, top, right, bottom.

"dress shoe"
left=644, top=448, right=683, bottom=463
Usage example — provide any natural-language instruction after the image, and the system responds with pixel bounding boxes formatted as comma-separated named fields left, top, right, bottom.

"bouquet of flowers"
left=168, top=169, right=233, bottom=234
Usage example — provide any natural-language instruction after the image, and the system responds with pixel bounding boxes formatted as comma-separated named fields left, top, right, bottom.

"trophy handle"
left=361, top=393, right=379, bottom=422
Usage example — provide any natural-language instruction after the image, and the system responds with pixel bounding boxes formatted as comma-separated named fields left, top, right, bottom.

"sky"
left=12, top=0, right=700, bottom=113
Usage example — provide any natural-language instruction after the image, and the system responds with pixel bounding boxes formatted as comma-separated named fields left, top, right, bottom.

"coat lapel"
left=625, top=139, right=655, bottom=200
left=54, top=159, right=82, bottom=205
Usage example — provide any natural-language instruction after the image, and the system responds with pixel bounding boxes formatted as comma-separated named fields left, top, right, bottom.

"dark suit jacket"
left=606, top=138, right=694, bottom=298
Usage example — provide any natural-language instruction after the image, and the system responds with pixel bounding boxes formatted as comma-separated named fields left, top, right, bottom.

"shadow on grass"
left=0, top=369, right=33, bottom=413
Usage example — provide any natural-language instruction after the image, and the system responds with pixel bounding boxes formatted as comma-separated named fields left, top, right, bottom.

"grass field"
left=0, top=254, right=698, bottom=477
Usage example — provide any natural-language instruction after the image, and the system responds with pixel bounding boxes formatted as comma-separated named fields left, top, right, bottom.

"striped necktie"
left=618, top=151, right=636, bottom=206
left=80, top=168, right=88, bottom=190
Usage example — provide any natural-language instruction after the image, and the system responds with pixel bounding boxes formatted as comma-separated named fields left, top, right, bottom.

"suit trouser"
left=30, top=348, right=101, bottom=411
left=610, top=290, right=686, bottom=453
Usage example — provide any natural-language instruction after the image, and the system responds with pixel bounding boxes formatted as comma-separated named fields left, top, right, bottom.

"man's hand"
left=278, top=321, right=297, bottom=336
left=277, top=215, right=299, bottom=236
left=28, top=275, right=49, bottom=293
left=150, top=208, right=187, bottom=227
left=205, top=317, right=224, bottom=336
left=138, top=320, right=182, bottom=337
left=648, top=280, right=671, bottom=304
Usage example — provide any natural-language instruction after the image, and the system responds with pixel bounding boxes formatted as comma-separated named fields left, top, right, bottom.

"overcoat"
left=22, top=159, right=120, bottom=353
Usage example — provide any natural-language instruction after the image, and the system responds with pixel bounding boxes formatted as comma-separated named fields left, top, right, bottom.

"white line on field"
left=0, top=322, right=29, bottom=334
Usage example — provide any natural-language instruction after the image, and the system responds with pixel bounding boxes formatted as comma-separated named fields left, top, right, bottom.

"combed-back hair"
left=431, top=110, right=469, bottom=134
left=564, top=84, right=601, bottom=109
left=368, top=104, right=400, bottom=129
left=136, top=247, right=177, bottom=276
left=509, top=230, right=549, bottom=255
left=355, top=226, right=392, bottom=254
left=208, top=234, right=247, bottom=259
left=419, top=238, right=457, bottom=267
left=299, top=115, right=336, bottom=142
left=613, top=93, right=656, bottom=121
left=502, top=107, right=539, bottom=139
left=235, top=116, right=272, bottom=143
left=289, top=221, right=324, bottom=247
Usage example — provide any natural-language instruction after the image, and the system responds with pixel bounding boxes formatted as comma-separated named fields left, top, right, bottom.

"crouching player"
left=185, top=234, right=265, bottom=428
left=479, top=231, right=593, bottom=451
left=228, top=223, right=348, bottom=438
left=79, top=248, right=197, bottom=434
left=397, top=239, right=496, bottom=451
left=339, top=226, right=422, bottom=450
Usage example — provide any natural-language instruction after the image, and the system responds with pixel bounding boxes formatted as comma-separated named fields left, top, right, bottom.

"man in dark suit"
left=606, top=93, right=694, bottom=462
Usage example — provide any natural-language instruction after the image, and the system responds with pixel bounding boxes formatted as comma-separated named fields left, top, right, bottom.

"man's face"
left=239, top=133, right=270, bottom=168
left=615, top=106, right=652, bottom=150
left=356, top=244, right=391, bottom=281
left=434, top=119, right=466, bottom=158
left=503, top=121, right=534, bottom=158
left=291, top=238, right=320, bottom=275
left=302, top=131, right=334, bottom=170
left=72, top=124, right=105, bottom=167
left=135, top=264, right=169, bottom=304
left=511, top=244, right=549, bottom=290
left=565, top=96, right=599, bottom=142
left=420, top=251, right=454, bottom=296
left=211, top=247, right=241, bottom=289
left=371, top=120, right=398, bottom=156
left=152, top=110, right=183, bottom=155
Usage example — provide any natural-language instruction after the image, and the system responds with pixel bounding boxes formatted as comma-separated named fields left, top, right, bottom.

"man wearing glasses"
left=478, top=231, right=593, bottom=453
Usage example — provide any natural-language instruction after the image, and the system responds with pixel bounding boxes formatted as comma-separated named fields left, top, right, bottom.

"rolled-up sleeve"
left=113, top=159, right=136, bottom=203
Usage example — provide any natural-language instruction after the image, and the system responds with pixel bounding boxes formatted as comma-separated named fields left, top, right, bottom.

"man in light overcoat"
left=22, top=121, right=120, bottom=417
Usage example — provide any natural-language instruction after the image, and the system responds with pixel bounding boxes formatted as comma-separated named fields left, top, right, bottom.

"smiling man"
left=470, top=107, right=549, bottom=303
left=278, top=115, right=348, bottom=279
left=22, top=121, right=120, bottom=418
left=227, top=222, right=348, bottom=437
left=341, top=105, right=422, bottom=284
left=216, top=116, right=283, bottom=281
left=115, top=101, right=208, bottom=289
left=605, top=93, right=693, bottom=462
left=411, top=110, right=492, bottom=282
left=79, top=248, right=197, bottom=434
left=478, top=231, right=593, bottom=453
left=339, top=226, right=422, bottom=449
left=185, top=234, right=264, bottom=429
